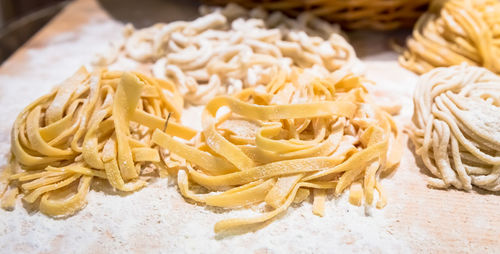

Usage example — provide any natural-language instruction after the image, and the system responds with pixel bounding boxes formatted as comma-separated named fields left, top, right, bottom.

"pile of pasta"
left=152, top=68, right=404, bottom=232
left=0, top=67, right=196, bottom=216
left=399, top=0, right=500, bottom=74
left=0, top=65, right=403, bottom=231
left=410, top=64, right=500, bottom=191
left=94, top=3, right=360, bottom=105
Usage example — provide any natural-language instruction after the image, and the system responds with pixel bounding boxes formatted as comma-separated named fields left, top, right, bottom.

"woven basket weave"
left=203, top=0, right=430, bottom=30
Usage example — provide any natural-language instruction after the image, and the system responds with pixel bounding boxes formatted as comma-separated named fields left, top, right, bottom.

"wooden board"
left=0, top=0, right=498, bottom=252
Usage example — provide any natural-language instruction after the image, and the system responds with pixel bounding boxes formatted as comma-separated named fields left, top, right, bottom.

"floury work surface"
left=0, top=0, right=498, bottom=252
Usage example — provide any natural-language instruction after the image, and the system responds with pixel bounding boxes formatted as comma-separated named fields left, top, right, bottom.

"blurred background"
left=0, top=0, right=201, bottom=64
left=0, top=0, right=68, bottom=62
left=0, top=0, right=425, bottom=64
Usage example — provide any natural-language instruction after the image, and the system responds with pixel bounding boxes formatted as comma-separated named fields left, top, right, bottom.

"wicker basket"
left=203, top=0, right=430, bottom=30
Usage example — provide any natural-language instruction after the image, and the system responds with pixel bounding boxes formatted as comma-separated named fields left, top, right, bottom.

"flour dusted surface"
left=1, top=0, right=499, bottom=253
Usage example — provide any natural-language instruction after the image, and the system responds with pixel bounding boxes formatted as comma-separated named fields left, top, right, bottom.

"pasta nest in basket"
left=399, top=0, right=500, bottom=74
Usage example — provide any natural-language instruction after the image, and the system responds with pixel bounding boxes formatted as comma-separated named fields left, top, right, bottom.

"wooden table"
left=0, top=0, right=498, bottom=253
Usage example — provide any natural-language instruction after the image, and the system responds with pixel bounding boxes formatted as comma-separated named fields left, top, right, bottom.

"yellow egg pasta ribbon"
left=1, top=67, right=195, bottom=216
left=152, top=68, right=403, bottom=232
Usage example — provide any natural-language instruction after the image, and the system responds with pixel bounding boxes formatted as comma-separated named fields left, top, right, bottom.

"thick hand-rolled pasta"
left=0, top=67, right=195, bottom=216
left=94, top=3, right=361, bottom=105
left=153, top=68, right=404, bottom=232
left=399, top=0, right=500, bottom=74
left=410, top=64, right=500, bottom=191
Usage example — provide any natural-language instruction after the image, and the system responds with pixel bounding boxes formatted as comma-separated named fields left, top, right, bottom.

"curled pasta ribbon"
left=410, top=64, right=500, bottom=191
left=95, top=3, right=361, bottom=105
left=399, top=0, right=500, bottom=74
left=153, top=68, right=403, bottom=233
left=1, top=67, right=195, bottom=216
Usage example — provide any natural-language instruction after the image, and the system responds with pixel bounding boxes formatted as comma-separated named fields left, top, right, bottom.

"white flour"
left=0, top=11, right=411, bottom=254
left=1, top=0, right=499, bottom=253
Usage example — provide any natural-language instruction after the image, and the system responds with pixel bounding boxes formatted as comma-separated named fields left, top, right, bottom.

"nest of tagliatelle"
left=0, top=64, right=404, bottom=232
left=153, top=67, right=404, bottom=232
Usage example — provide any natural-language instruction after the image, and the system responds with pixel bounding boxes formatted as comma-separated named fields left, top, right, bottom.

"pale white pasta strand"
left=94, top=3, right=362, bottom=105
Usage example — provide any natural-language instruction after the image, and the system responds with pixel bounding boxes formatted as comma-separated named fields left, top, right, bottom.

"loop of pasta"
left=152, top=68, right=404, bottom=232
left=410, top=64, right=500, bottom=191
left=1, top=67, right=195, bottom=216
left=399, top=0, right=500, bottom=74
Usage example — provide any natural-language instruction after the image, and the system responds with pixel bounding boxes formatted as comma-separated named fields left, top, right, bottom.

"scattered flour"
left=0, top=9, right=411, bottom=253
left=1, top=0, right=499, bottom=253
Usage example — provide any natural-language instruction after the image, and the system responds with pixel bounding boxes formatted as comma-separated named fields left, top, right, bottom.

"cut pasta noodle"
left=94, top=3, right=361, bottom=105
left=398, top=0, right=500, bottom=74
left=409, top=64, right=500, bottom=191
left=0, top=67, right=196, bottom=216
left=152, top=68, right=404, bottom=232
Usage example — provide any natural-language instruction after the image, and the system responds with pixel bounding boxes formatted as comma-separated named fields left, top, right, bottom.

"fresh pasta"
left=94, top=3, right=361, bottom=105
left=152, top=68, right=404, bottom=232
left=398, top=0, right=500, bottom=74
left=0, top=67, right=404, bottom=232
left=0, top=67, right=196, bottom=216
left=410, top=64, right=500, bottom=191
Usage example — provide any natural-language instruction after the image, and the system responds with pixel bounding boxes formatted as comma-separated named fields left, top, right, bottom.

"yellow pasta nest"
left=0, top=67, right=195, bottom=216
left=399, top=0, right=500, bottom=74
left=410, top=64, right=500, bottom=191
left=1, top=66, right=403, bottom=233
left=152, top=68, right=404, bottom=232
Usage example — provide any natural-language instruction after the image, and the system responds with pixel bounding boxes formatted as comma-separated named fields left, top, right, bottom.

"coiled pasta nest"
left=410, top=64, right=500, bottom=191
